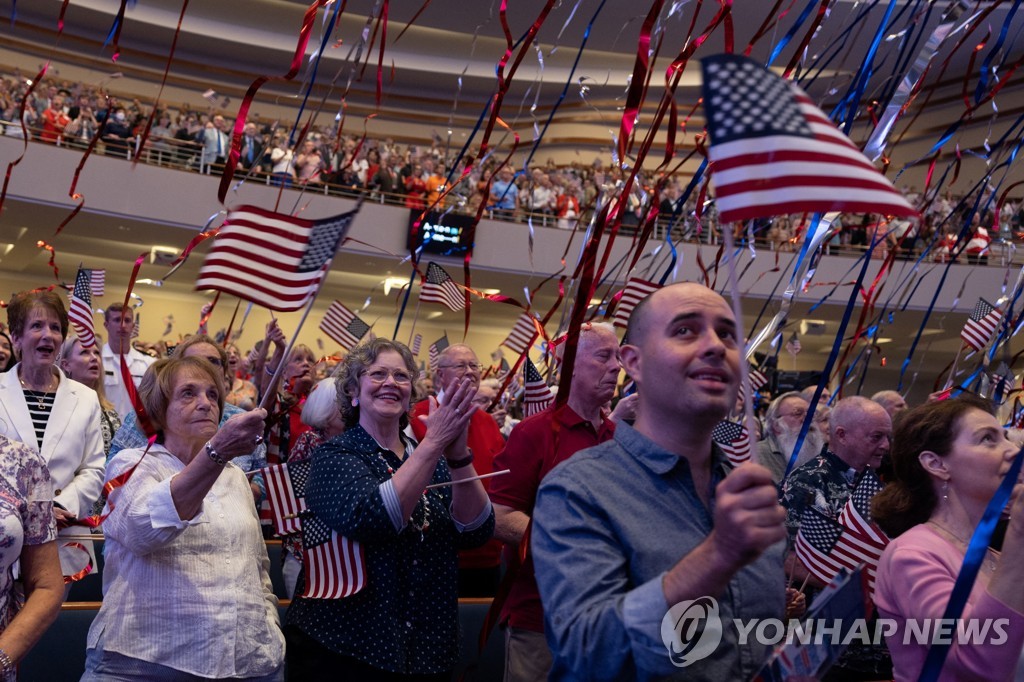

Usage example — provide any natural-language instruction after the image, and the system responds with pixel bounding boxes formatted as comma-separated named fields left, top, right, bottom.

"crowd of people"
left=0, top=280, right=1018, bottom=680
left=4, top=71, right=1024, bottom=259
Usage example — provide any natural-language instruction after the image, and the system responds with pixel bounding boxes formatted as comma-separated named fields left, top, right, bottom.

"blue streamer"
left=974, top=0, right=1022, bottom=103
left=391, top=267, right=417, bottom=340
left=917, top=449, right=1024, bottom=682
left=520, top=0, right=607, bottom=173
left=765, top=0, right=820, bottom=68
left=832, top=0, right=899, bottom=135
left=784, top=236, right=880, bottom=479
left=288, top=0, right=342, bottom=146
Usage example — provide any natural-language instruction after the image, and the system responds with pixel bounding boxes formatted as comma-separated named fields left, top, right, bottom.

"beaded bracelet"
left=205, top=441, right=227, bottom=467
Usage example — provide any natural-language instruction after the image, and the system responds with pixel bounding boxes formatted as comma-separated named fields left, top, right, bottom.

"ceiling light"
left=427, top=311, right=443, bottom=320
left=383, top=276, right=408, bottom=296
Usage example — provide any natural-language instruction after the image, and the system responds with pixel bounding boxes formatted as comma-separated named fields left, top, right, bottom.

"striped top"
left=22, top=390, right=55, bottom=449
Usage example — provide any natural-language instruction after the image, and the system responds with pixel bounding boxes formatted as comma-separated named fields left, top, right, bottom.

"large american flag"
left=68, top=267, right=96, bottom=348
left=701, top=54, right=916, bottom=224
left=523, top=358, right=554, bottom=417
left=712, top=420, right=751, bottom=466
left=502, top=313, right=540, bottom=355
left=300, top=509, right=366, bottom=599
left=195, top=205, right=357, bottom=312
left=319, top=301, right=371, bottom=351
left=261, top=459, right=309, bottom=537
left=420, top=262, right=465, bottom=312
left=612, top=277, right=661, bottom=329
left=961, top=298, right=1002, bottom=352
left=428, top=334, right=449, bottom=372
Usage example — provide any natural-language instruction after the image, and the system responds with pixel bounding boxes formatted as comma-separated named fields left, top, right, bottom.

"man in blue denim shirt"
left=533, top=283, right=788, bottom=681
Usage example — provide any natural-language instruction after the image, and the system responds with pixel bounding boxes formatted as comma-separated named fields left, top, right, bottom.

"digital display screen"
left=408, top=210, right=475, bottom=257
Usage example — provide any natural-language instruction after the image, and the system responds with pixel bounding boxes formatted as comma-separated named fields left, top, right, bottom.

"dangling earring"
left=942, top=479, right=949, bottom=502
left=351, top=397, right=359, bottom=407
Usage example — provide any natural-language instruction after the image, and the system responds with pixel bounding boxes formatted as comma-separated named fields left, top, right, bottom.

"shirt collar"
left=823, top=449, right=859, bottom=486
left=613, top=420, right=728, bottom=477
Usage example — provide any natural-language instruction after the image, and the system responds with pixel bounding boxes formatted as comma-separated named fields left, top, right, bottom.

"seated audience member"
left=0, top=433, right=62, bottom=680
left=871, top=389, right=908, bottom=421
left=756, top=391, right=826, bottom=484
left=109, top=334, right=267, bottom=504
left=410, top=344, right=505, bottom=597
left=284, top=339, right=494, bottom=679
left=0, top=290, right=105, bottom=585
left=279, top=377, right=345, bottom=599
left=873, top=396, right=1024, bottom=681
left=532, top=283, right=787, bottom=680
left=489, top=322, right=622, bottom=682
left=82, top=356, right=283, bottom=680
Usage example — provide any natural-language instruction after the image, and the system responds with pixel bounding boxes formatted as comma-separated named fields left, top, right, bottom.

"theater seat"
left=21, top=600, right=505, bottom=680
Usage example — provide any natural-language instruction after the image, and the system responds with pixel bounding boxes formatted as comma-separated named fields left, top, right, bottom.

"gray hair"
left=301, top=377, right=340, bottom=430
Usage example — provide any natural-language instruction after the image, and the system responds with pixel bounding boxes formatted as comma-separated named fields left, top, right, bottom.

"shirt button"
left=406, top=621, right=412, bottom=628
left=226, top=558, right=231, bottom=564
left=54, top=489, right=62, bottom=496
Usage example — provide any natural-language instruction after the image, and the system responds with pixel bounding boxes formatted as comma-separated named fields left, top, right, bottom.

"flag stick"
left=945, top=344, right=964, bottom=390
left=425, top=469, right=511, bottom=490
left=406, top=291, right=424, bottom=346
left=798, top=572, right=812, bottom=593
left=721, top=221, right=756, bottom=464
left=258, top=296, right=318, bottom=411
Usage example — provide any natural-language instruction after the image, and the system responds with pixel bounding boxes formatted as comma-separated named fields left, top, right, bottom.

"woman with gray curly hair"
left=284, top=338, right=494, bottom=680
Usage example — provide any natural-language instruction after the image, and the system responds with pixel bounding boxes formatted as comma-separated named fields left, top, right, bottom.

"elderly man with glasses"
left=409, top=344, right=506, bottom=597
left=756, top=391, right=826, bottom=485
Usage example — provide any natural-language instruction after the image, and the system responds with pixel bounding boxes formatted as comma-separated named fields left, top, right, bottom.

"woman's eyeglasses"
left=363, top=368, right=413, bottom=385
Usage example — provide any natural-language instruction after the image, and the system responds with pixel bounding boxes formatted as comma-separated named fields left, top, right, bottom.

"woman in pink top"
left=872, top=395, right=1024, bottom=681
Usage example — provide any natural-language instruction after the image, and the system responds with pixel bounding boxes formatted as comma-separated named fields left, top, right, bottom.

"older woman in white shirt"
left=82, top=355, right=284, bottom=681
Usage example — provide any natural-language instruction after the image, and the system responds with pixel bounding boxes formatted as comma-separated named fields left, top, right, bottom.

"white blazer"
left=0, top=365, right=106, bottom=518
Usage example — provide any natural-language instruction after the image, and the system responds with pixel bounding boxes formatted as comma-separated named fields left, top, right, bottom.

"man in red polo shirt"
left=410, top=343, right=506, bottom=596
left=489, top=322, right=632, bottom=682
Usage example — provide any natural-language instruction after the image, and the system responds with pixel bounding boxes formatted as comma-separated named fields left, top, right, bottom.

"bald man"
left=532, top=283, right=787, bottom=681
left=779, top=397, right=894, bottom=680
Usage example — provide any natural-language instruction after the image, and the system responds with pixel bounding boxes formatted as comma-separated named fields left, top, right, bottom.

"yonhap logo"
left=660, top=596, right=723, bottom=667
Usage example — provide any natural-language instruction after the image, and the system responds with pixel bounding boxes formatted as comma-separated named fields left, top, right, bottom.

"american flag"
left=68, top=267, right=96, bottom=348
left=132, top=313, right=140, bottom=339
left=88, top=269, right=105, bottom=297
left=428, top=334, right=449, bottom=372
left=612, top=278, right=661, bottom=329
left=701, top=54, right=916, bottom=224
left=300, top=509, right=366, bottom=599
left=990, top=362, right=1016, bottom=402
left=195, top=205, right=357, bottom=312
left=420, top=262, right=465, bottom=312
left=961, top=298, right=1002, bottom=352
left=523, top=358, right=554, bottom=417
left=749, top=364, right=768, bottom=391
left=502, top=313, right=540, bottom=355
left=261, top=459, right=309, bottom=537
left=785, top=333, right=802, bottom=356
left=411, top=333, right=423, bottom=356
left=319, top=301, right=371, bottom=351
left=796, top=506, right=886, bottom=593
left=712, top=420, right=751, bottom=465
left=838, top=470, right=888, bottom=547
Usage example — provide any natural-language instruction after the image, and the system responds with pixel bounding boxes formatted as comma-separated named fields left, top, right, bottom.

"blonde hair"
left=60, top=335, right=114, bottom=413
